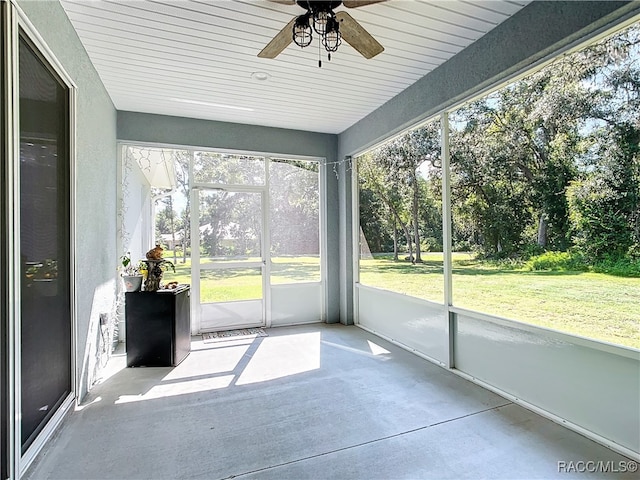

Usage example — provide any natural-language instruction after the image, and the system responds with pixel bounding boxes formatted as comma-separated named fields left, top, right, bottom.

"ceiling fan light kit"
left=293, top=13, right=313, bottom=47
left=259, top=0, right=385, bottom=67
left=312, top=8, right=331, bottom=35
left=322, top=16, right=342, bottom=53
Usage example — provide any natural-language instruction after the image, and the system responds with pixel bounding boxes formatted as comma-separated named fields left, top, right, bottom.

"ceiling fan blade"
left=336, top=11, right=384, bottom=59
left=258, top=17, right=296, bottom=59
left=266, top=0, right=296, bottom=5
left=343, top=0, right=387, bottom=8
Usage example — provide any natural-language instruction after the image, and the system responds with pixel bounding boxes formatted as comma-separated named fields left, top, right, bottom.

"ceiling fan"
left=258, top=1, right=386, bottom=64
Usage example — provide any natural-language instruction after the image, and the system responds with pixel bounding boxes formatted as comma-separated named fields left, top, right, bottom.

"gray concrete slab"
left=24, top=324, right=636, bottom=480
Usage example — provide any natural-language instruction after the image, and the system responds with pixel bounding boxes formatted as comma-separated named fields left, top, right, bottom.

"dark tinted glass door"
left=19, top=34, right=71, bottom=453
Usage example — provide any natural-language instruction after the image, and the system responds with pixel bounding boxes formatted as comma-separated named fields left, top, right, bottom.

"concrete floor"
left=25, top=324, right=636, bottom=479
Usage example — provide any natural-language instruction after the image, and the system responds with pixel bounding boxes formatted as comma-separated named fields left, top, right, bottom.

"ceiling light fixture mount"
left=259, top=0, right=385, bottom=67
left=251, top=71, right=271, bottom=81
left=292, top=1, right=342, bottom=67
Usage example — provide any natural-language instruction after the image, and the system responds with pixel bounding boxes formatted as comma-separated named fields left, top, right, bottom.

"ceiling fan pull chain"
left=318, top=36, right=322, bottom=68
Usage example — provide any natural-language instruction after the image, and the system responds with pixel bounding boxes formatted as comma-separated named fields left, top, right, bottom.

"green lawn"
left=159, top=253, right=639, bottom=349
left=161, top=256, right=320, bottom=303
left=360, top=253, right=640, bottom=349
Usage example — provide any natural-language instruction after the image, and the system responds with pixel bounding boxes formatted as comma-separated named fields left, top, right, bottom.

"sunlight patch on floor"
left=75, top=396, right=102, bottom=411
left=236, top=332, right=321, bottom=385
left=321, top=339, right=391, bottom=360
left=367, top=340, right=391, bottom=355
left=114, top=375, right=235, bottom=404
left=162, top=343, right=251, bottom=381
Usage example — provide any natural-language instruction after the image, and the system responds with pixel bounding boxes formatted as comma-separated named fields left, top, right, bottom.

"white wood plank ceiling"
left=60, top=0, right=530, bottom=134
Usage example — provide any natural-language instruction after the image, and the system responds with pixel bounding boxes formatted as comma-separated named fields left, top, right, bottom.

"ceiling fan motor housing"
left=296, top=1, right=343, bottom=12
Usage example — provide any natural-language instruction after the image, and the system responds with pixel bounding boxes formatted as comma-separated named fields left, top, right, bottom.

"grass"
left=159, top=253, right=639, bottom=349
left=360, top=253, right=640, bottom=349
left=161, top=256, right=320, bottom=303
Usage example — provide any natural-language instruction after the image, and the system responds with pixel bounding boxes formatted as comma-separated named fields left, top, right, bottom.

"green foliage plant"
left=120, top=252, right=142, bottom=276
left=524, top=251, right=588, bottom=272
left=592, top=255, right=640, bottom=277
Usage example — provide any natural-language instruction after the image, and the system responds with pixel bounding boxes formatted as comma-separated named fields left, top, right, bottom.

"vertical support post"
left=338, top=155, right=354, bottom=325
left=350, top=156, right=360, bottom=324
left=319, top=158, right=329, bottom=323
left=189, top=151, right=200, bottom=334
left=441, top=112, right=455, bottom=368
left=263, top=158, right=271, bottom=328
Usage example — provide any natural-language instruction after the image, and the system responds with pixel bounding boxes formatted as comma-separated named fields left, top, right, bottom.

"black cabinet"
left=125, top=286, right=191, bottom=367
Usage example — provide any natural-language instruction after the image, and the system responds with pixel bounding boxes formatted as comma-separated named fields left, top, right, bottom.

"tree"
left=449, top=23, right=640, bottom=258
left=450, top=65, right=591, bottom=254
left=358, top=152, right=414, bottom=261
left=269, top=159, right=320, bottom=256
left=172, top=151, right=190, bottom=263
left=155, top=195, right=182, bottom=263
left=568, top=123, right=640, bottom=260
left=566, top=24, right=640, bottom=260
left=369, top=123, right=441, bottom=262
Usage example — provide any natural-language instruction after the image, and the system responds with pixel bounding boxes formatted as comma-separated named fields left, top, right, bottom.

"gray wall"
left=117, top=111, right=341, bottom=322
left=18, top=0, right=118, bottom=399
left=337, top=0, right=640, bottom=324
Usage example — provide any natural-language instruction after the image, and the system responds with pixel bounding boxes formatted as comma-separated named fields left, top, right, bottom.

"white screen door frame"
left=186, top=151, right=326, bottom=333
left=190, top=182, right=271, bottom=333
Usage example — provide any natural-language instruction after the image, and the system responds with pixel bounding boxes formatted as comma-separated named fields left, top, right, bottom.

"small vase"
left=123, top=275, right=143, bottom=292
left=143, top=259, right=164, bottom=292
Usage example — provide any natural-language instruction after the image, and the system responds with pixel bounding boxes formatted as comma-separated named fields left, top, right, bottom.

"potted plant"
left=120, top=252, right=144, bottom=292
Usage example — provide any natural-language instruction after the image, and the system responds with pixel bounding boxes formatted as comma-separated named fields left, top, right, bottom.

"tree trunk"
left=182, top=202, right=190, bottom=264
left=412, top=174, right=422, bottom=263
left=404, top=224, right=414, bottom=262
left=371, top=184, right=408, bottom=262
left=393, top=223, right=399, bottom=261
left=169, top=196, right=177, bottom=265
left=537, top=212, right=548, bottom=247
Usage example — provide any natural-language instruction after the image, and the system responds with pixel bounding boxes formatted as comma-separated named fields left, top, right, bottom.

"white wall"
left=455, top=312, right=640, bottom=457
left=358, top=288, right=640, bottom=457
left=357, top=286, right=448, bottom=365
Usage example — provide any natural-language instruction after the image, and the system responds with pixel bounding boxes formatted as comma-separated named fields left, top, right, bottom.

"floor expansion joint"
left=221, top=402, right=514, bottom=479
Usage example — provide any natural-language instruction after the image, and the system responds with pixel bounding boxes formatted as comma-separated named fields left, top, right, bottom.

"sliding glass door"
left=1, top=4, right=76, bottom=476
left=18, top=33, right=72, bottom=454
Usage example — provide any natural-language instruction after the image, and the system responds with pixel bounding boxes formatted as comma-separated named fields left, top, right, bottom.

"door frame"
left=2, top=1, right=78, bottom=477
left=190, top=181, right=271, bottom=333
